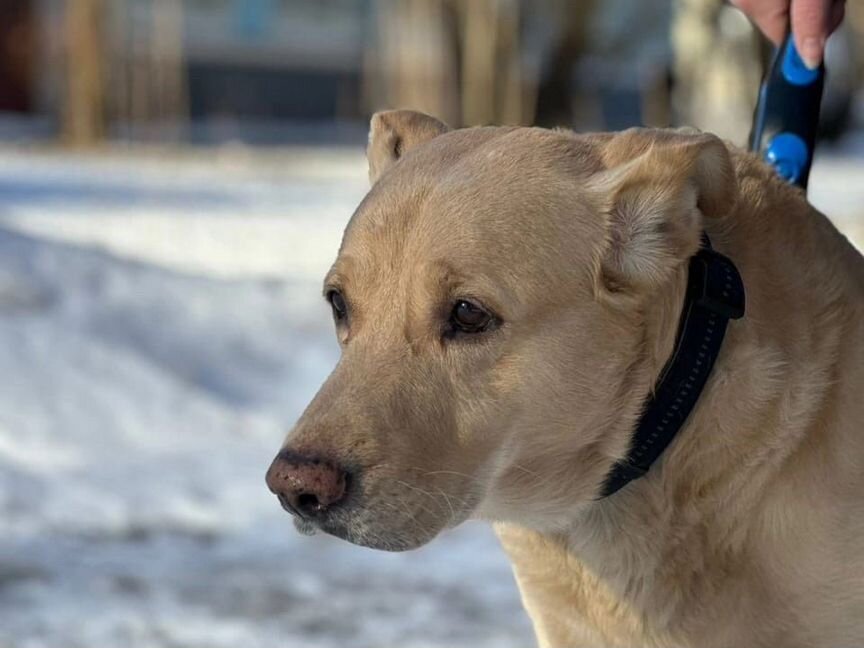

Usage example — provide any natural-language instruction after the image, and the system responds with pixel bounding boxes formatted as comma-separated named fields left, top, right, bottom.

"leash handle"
left=749, top=33, right=825, bottom=190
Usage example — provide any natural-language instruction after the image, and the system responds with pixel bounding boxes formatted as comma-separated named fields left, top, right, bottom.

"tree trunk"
left=63, top=0, right=106, bottom=146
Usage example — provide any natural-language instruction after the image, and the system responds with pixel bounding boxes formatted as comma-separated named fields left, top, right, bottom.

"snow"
left=0, top=141, right=861, bottom=648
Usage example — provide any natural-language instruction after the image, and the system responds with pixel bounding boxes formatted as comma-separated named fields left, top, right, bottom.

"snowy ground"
left=0, top=142, right=862, bottom=648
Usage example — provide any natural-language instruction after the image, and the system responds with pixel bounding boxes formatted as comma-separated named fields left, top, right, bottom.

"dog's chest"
left=495, top=523, right=783, bottom=648
left=497, top=524, right=667, bottom=646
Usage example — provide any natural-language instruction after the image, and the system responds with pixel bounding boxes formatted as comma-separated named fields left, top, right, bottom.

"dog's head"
left=266, top=111, right=737, bottom=550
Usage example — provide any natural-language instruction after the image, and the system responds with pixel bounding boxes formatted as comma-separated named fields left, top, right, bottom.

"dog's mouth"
left=266, top=449, right=486, bottom=552
left=294, top=508, right=438, bottom=552
left=286, top=475, right=482, bottom=552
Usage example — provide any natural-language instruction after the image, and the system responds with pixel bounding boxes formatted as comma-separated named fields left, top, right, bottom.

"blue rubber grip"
left=765, top=132, right=809, bottom=184
left=781, top=39, right=821, bottom=86
left=750, top=34, right=825, bottom=190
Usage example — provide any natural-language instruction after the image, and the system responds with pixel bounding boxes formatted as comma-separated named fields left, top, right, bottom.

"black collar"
left=600, top=235, right=745, bottom=498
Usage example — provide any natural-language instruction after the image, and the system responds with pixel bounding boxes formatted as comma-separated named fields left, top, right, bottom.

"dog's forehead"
left=334, top=128, right=607, bottom=295
left=350, top=128, right=604, bottom=244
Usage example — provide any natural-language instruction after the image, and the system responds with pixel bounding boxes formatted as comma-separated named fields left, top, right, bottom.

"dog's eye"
left=327, top=290, right=348, bottom=322
left=449, top=299, right=493, bottom=334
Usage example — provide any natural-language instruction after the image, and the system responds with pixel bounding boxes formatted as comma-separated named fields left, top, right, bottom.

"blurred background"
left=0, top=1, right=863, bottom=647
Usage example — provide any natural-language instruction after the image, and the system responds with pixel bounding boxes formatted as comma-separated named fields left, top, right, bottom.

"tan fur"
left=275, top=110, right=864, bottom=647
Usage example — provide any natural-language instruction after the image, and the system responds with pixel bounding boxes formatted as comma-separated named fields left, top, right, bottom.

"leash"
left=750, top=33, right=826, bottom=189
left=601, top=34, right=824, bottom=497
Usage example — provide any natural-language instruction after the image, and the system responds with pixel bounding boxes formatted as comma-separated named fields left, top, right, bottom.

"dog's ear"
left=588, top=129, right=736, bottom=298
left=367, top=110, right=450, bottom=184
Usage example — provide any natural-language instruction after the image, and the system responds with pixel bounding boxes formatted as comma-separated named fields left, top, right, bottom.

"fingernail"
left=799, top=37, right=824, bottom=70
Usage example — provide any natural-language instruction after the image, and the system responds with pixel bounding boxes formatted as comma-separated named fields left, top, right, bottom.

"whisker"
left=435, top=486, right=456, bottom=518
left=396, top=479, right=450, bottom=519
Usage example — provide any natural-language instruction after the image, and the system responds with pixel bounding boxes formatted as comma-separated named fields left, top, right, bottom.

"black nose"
left=265, top=451, right=350, bottom=518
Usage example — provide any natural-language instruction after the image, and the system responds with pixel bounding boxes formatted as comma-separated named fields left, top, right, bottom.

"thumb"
left=791, top=0, right=834, bottom=69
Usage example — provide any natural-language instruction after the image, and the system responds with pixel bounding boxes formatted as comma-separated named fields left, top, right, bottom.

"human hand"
left=731, top=0, right=846, bottom=69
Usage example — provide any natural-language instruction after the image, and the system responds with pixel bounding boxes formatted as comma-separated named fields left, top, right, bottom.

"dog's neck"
left=499, top=151, right=864, bottom=643
left=598, top=236, right=745, bottom=497
left=565, top=186, right=794, bottom=571
left=497, top=153, right=864, bottom=646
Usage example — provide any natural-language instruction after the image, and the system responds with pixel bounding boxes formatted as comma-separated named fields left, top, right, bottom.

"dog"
left=266, top=110, right=864, bottom=647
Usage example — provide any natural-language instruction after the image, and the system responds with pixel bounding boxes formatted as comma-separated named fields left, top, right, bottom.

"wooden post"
left=368, top=0, right=460, bottom=126
left=63, top=0, right=106, bottom=146
left=151, top=0, right=188, bottom=141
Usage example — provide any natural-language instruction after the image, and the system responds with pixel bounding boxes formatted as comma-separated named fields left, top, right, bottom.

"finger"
left=731, top=0, right=789, bottom=45
left=791, top=0, right=834, bottom=68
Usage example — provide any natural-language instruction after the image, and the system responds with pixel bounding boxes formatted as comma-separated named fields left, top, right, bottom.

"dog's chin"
left=294, top=514, right=442, bottom=552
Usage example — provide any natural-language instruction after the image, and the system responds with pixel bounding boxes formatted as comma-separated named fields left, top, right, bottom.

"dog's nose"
left=265, top=451, right=349, bottom=518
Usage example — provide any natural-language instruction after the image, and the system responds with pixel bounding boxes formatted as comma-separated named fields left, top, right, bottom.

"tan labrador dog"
left=266, top=110, right=864, bottom=647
